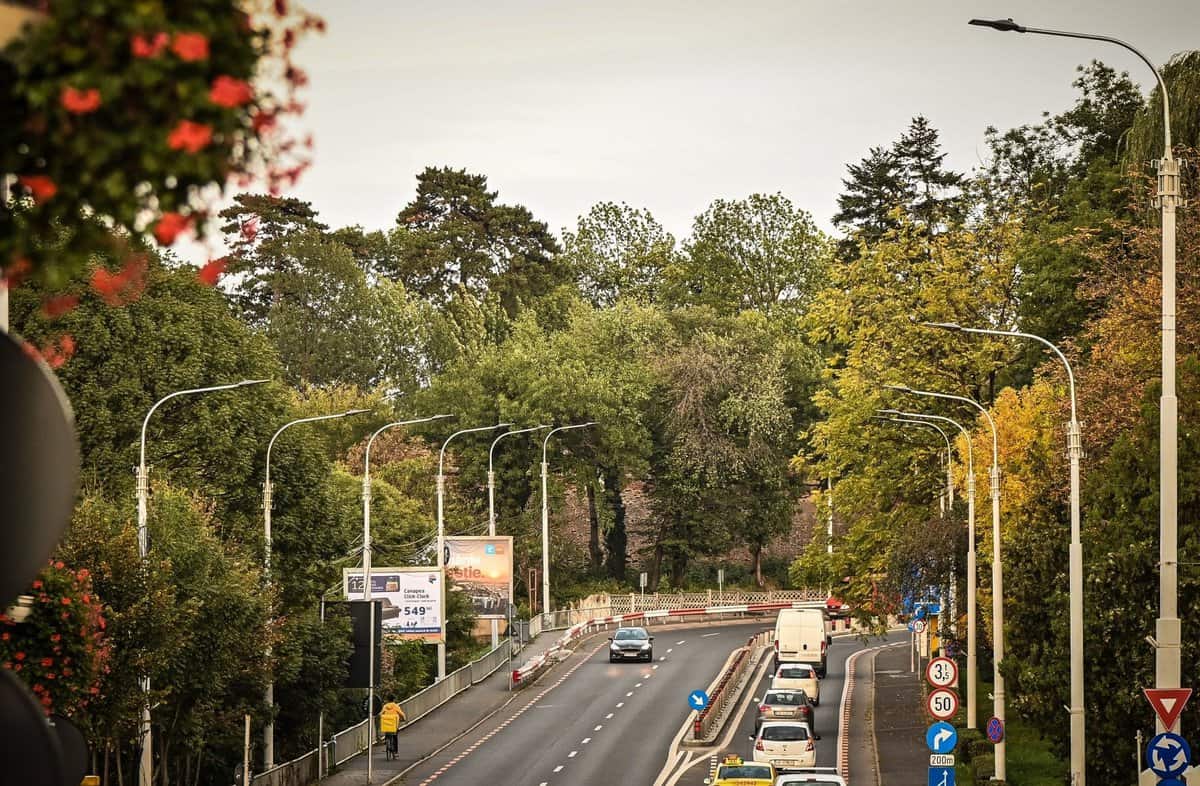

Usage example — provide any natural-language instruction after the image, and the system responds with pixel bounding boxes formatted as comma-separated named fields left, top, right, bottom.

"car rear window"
left=718, top=765, right=773, bottom=778
left=779, top=666, right=812, bottom=678
left=779, top=781, right=839, bottom=786
left=765, top=691, right=807, bottom=705
left=762, top=725, right=810, bottom=741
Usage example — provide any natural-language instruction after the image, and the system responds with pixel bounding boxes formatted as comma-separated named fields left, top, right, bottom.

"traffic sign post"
left=688, top=689, right=710, bottom=711
left=927, top=688, right=959, bottom=721
left=927, top=766, right=955, bottom=786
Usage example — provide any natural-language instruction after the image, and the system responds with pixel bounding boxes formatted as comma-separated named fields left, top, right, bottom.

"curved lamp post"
left=925, top=320, right=1084, bottom=771
left=136, top=379, right=268, bottom=786
left=360, top=414, right=451, bottom=783
left=436, top=423, right=511, bottom=679
left=541, top=423, right=595, bottom=617
left=487, top=425, right=548, bottom=646
left=879, top=408, right=977, bottom=729
left=886, top=383, right=1005, bottom=778
left=263, top=408, right=370, bottom=769
left=968, top=21, right=1178, bottom=782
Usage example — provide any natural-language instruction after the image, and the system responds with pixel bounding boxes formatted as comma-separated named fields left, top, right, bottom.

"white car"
left=775, top=768, right=846, bottom=786
left=752, top=720, right=817, bottom=771
left=772, top=663, right=820, bottom=705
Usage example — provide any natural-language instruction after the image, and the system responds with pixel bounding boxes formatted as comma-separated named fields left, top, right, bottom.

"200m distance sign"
left=927, top=688, right=959, bottom=721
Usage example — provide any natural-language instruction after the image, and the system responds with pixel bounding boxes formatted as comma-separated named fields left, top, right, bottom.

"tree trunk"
left=586, top=482, right=602, bottom=573
left=601, top=466, right=627, bottom=580
left=670, top=550, right=688, bottom=587
left=753, top=543, right=764, bottom=588
left=649, top=540, right=664, bottom=592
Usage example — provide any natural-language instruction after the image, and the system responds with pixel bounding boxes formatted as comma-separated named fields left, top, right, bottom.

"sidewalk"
left=871, top=644, right=928, bottom=786
left=321, top=633, right=564, bottom=786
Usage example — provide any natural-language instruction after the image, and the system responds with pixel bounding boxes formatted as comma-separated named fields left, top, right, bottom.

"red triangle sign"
left=1145, top=688, right=1193, bottom=731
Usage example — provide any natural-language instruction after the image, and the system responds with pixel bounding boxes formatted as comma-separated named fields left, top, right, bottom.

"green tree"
left=832, top=146, right=910, bottom=257
left=667, top=193, right=831, bottom=315
left=562, top=202, right=677, bottom=306
left=390, top=167, right=567, bottom=318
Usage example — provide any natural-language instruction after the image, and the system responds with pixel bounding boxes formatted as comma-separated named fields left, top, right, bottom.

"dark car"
left=608, top=626, right=654, bottom=662
left=756, top=688, right=814, bottom=733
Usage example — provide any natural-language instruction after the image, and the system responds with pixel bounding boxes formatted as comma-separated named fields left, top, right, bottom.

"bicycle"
left=385, top=732, right=398, bottom=761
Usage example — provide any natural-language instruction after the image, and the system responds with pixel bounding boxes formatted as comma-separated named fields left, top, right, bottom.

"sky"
left=184, top=0, right=1199, bottom=262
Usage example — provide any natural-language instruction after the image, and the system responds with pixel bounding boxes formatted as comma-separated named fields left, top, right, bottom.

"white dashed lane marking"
left=582, top=737, right=591, bottom=744
left=605, top=713, right=614, bottom=719
left=594, top=724, right=603, bottom=731
left=569, top=751, right=578, bottom=758
left=553, top=765, right=564, bottom=773
left=616, top=702, right=624, bottom=708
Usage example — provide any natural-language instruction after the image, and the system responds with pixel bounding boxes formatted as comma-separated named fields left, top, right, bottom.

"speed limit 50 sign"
left=926, top=656, right=959, bottom=688
left=927, top=687, right=960, bottom=721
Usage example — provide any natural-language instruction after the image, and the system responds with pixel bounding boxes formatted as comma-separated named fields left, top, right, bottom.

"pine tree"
left=893, top=115, right=965, bottom=231
left=832, top=145, right=910, bottom=255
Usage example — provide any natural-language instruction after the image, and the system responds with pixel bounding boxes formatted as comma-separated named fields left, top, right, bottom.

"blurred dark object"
left=0, top=669, right=65, bottom=786
left=49, top=714, right=88, bottom=785
left=0, top=329, right=80, bottom=606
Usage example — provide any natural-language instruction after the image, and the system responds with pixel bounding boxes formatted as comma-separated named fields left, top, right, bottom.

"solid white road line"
left=700, top=632, right=720, bottom=638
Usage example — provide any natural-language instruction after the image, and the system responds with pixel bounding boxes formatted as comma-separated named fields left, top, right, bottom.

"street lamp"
left=886, top=383, right=1006, bottom=778
left=969, top=21, right=1179, bottom=779
left=136, top=378, right=267, bottom=786
left=925, top=320, right=1084, bottom=774
left=541, top=423, right=596, bottom=618
left=487, top=425, right=548, bottom=647
left=436, top=423, right=511, bottom=679
left=361, top=414, right=451, bottom=784
left=879, top=408, right=978, bottom=730
left=263, top=408, right=370, bottom=769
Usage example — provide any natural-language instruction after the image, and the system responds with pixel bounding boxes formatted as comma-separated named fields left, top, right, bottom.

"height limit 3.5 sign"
left=926, top=657, right=959, bottom=688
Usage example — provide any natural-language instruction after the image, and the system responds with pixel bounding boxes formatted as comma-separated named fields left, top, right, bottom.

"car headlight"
left=610, top=643, right=621, bottom=651
left=640, top=641, right=651, bottom=649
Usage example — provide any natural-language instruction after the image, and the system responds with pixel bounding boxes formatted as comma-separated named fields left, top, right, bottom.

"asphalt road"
left=672, top=632, right=866, bottom=786
left=398, top=620, right=773, bottom=786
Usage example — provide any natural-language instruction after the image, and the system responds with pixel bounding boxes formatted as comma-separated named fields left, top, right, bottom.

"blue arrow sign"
left=926, top=721, right=957, bottom=753
left=688, top=689, right=710, bottom=711
left=914, top=605, right=928, bottom=620
left=927, top=766, right=955, bottom=786
left=1147, top=732, right=1191, bottom=779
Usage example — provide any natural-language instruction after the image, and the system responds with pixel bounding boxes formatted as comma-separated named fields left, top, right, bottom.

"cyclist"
left=379, top=698, right=405, bottom=758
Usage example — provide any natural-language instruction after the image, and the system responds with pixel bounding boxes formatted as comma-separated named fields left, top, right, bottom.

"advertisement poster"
left=444, top=536, right=513, bottom=620
left=343, top=567, right=443, bottom=643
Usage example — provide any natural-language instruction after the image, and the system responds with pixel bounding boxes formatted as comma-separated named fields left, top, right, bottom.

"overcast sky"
left=186, top=0, right=1199, bottom=261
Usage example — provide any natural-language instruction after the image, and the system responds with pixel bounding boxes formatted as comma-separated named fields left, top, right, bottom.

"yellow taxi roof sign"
left=721, top=754, right=743, bottom=764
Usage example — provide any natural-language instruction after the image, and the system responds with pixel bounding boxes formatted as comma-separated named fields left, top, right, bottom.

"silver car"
left=608, top=626, right=654, bottom=662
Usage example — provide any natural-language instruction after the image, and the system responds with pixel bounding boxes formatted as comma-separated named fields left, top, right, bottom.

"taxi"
left=705, top=754, right=776, bottom=785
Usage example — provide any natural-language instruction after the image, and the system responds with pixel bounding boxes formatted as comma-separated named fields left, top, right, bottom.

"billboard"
left=343, top=567, right=443, bottom=643
left=444, top=536, right=513, bottom=620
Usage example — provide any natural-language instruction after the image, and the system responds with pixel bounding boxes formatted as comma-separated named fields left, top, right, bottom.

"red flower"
left=40, top=658, right=52, bottom=667
left=76, top=569, right=89, bottom=580
left=53, top=562, right=63, bottom=570
left=61, top=87, right=101, bottom=114
left=60, top=597, right=71, bottom=606
left=17, top=175, right=57, bottom=203
left=81, top=594, right=90, bottom=604
left=167, top=120, right=213, bottom=153
left=0, top=633, right=7, bottom=641
left=197, top=258, right=227, bottom=286
left=153, top=212, right=191, bottom=245
left=31, top=581, right=42, bottom=590
left=171, top=32, right=209, bottom=62
left=14, top=653, right=24, bottom=661
left=90, top=256, right=148, bottom=305
left=209, top=75, right=254, bottom=108
left=131, top=32, right=169, bottom=58
left=50, top=634, right=60, bottom=643
left=40, top=294, right=79, bottom=319
left=58, top=335, right=76, bottom=359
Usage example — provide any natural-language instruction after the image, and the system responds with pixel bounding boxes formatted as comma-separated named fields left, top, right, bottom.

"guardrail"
left=692, top=629, right=772, bottom=741
left=254, top=594, right=825, bottom=786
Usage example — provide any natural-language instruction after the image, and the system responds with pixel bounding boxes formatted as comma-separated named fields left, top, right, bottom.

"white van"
left=774, top=608, right=829, bottom=677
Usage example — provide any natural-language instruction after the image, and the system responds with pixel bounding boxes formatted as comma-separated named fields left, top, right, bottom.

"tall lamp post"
left=488, top=425, right=548, bottom=647
left=541, top=423, right=595, bottom=618
left=263, top=408, right=369, bottom=769
left=361, top=414, right=451, bottom=784
left=969, top=21, right=1177, bottom=781
left=879, top=408, right=977, bottom=729
left=136, top=379, right=267, bottom=786
left=437, top=423, right=511, bottom=679
left=925, top=320, right=1084, bottom=778
left=886, top=384, right=1006, bottom=778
